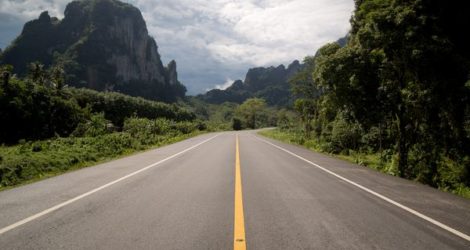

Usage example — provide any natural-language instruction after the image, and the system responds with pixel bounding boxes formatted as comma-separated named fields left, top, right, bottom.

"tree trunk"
left=379, top=122, right=383, bottom=153
left=305, top=118, right=311, bottom=139
left=2, top=72, right=10, bottom=88
left=397, top=113, right=409, bottom=178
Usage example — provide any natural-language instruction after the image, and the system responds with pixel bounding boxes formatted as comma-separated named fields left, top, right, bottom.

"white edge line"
left=254, top=135, right=470, bottom=242
left=0, top=134, right=220, bottom=235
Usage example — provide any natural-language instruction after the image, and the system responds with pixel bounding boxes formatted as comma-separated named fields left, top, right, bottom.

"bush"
left=123, top=117, right=172, bottom=136
left=172, top=121, right=198, bottom=134
left=329, top=114, right=363, bottom=153
left=0, top=77, right=196, bottom=145
left=69, top=88, right=195, bottom=126
left=72, top=113, right=111, bottom=137
left=31, top=142, right=42, bottom=152
left=0, top=78, right=85, bottom=144
left=0, top=124, right=202, bottom=188
left=362, top=126, right=382, bottom=151
left=232, top=118, right=242, bottom=130
left=276, top=110, right=293, bottom=131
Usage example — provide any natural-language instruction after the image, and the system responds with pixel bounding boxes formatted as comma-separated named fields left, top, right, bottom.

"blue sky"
left=0, top=0, right=354, bottom=94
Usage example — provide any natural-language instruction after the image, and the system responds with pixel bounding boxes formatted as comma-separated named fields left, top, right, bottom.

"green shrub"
left=31, top=142, right=42, bottom=152
left=361, top=126, right=382, bottom=151
left=172, top=121, right=198, bottom=134
left=232, top=118, right=242, bottom=130
left=0, top=126, right=203, bottom=188
left=0, top=79, right=85, bottom=144
left=72, top=113, right=111, bottom=137
left=69, top=88, right=195, bottom=126
left=123, top=117, right=172, bottom=136
left=330, top=115, right=362, bottom=153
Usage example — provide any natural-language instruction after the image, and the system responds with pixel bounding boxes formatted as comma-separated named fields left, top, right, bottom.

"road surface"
left=0, top=131, right=469, bottom=249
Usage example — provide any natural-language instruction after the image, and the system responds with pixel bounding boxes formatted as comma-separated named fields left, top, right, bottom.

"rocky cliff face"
left=0, top=0, right=185, bottom=102
left=165, top=60, right=179, bottom=86
left=244, top=60, right=302, bottom=92
left=200, top=60, right=304, bottom=106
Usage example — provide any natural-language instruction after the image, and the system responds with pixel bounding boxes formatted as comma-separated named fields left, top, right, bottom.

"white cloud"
left=207, top=77, right=234, bottom=91
left=138, top=0, right=354, bottom=93
left=210, top=0, right=353, bottom=65
left=0, top=0, right=66, bottom=20
left=0, top=0, right=355, bottom=94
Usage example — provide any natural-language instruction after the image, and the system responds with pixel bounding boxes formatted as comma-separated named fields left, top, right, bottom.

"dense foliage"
left=183, top=97, right=277, bottom=131
left=235, top=98, right=270, bottom=129
left=69, top=88, right=194, bottom=126
left=0, top=65, right=195, bottom=144
left=0, top=63, right=204, bottom=188
left=0, top=117, right=202, bottom=188
left=281, top=0, right=470, bottom=195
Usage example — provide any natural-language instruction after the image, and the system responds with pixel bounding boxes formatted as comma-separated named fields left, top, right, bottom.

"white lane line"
left=0, top=134, right=220, bottom=235
left=255, top=136, right=470, bottom=242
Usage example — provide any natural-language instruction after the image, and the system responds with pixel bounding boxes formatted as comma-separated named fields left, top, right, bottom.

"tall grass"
left=0, top=118, right=205, bottom=190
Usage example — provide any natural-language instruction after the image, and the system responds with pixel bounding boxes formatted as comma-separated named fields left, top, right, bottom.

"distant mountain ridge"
left=199, top=60, right=304, bottom=107
left=198, top=35, right=348, bottom=107
left=0, top=0, right=185, bottom=102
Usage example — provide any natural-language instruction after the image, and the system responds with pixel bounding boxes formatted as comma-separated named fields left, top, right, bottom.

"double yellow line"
left=234, top=135, right=246, bottom=250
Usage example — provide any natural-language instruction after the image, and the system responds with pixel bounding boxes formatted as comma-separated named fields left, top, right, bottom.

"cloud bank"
left=0, top=0, right=354, bottom=94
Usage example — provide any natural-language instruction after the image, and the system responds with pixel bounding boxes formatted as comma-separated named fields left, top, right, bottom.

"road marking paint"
left=255, top=136, right=470, bottom=242
left=0, top=134, right=220, bottom=236
left=234, top=134, right=247, bottom=250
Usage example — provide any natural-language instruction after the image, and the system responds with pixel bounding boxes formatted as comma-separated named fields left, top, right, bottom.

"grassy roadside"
left=259, top=129, right=470, bottom=199
left=0, top=130, right=206, bottom=191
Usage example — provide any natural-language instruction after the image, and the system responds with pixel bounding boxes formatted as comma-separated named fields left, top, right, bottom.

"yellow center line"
left=234, top=134, right=247, bottom=250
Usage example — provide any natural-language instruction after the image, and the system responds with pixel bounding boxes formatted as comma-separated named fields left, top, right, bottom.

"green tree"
left=236, top=98, right=267, bottom=129
left=293, top=99, right=316, bottom=138
left=49, top=64, right=66, bottom=93
left=312, top=0, right=470, bottom=181
left=276, top=109, right=294, bottom=131
left=27, top=62, right=47, bottom=85
left=290, top=56, right=319, bottom=99
left=232, top=118, right=242, bottom=131
left=1, top=65, right=13, bottom=89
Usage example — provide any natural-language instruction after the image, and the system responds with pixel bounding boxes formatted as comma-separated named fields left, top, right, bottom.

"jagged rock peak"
left=38, top=11, right=51, bottom=21
left=0, top=0, right=186, bottom=101
left=287, top=60, right=300, bottom=70
left=165, top=60, right=178, bottom=85
left=199, top=60, right=304, bottom=106
left=286, top=60, right=302, bottom=78
left=63, top=0, right=167, bottom=83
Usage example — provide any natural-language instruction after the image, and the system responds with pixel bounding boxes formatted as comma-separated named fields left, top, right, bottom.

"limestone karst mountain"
left=200, top=60, right=303, bottom=106
left=0, top=0, right=185, bottom=102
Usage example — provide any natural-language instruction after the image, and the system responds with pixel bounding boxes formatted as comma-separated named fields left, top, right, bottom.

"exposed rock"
left=199, top=60, right=304, bottom=106
left=287, top=60, right=301, bottom=77
left=165, top=60, right=179, bottom=85
left=336, top=35, right=349, bottom=47
left=0, top=0, right=185, bottom=102
left=229, top=80, right=244, bottom=91
left=244, top=65, right=288, bottom=92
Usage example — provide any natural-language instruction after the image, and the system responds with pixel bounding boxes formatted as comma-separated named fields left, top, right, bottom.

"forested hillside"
left=264, top=0, right=470, bottom=197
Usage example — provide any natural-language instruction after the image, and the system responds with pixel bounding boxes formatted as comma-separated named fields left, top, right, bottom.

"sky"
left=0, top=0, right=354, bottom=94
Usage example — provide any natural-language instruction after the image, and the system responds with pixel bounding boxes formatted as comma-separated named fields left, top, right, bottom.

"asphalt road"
left=0, top=131, right=469, bottom=249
